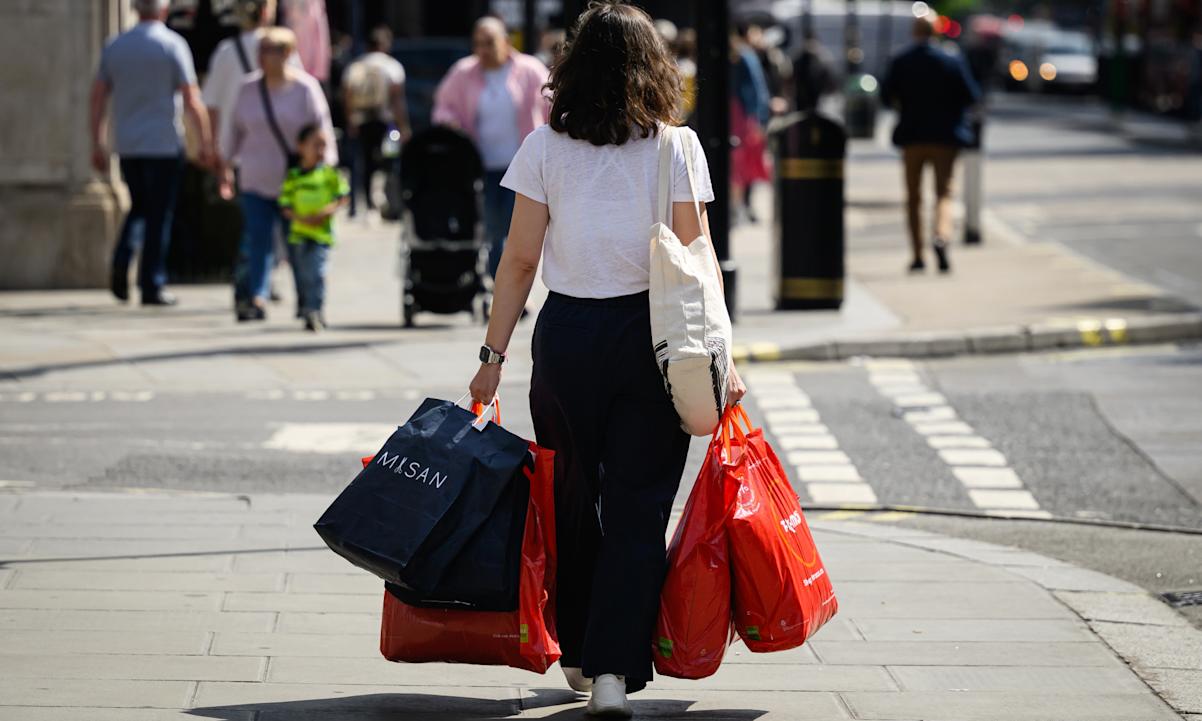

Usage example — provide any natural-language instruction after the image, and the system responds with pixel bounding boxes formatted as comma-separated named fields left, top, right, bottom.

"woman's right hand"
left=469, top=363, right=502, bottom=406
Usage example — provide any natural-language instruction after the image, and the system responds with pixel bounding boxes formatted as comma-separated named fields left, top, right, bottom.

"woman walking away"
left=468, top=3, right=745, bottom=716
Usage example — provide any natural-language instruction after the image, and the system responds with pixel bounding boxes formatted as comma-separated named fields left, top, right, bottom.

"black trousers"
left=114, top=155, right=183, bottom=297
left=352, top=119, right=388, bottom=212
left=530, top=291, right=690, bottom=692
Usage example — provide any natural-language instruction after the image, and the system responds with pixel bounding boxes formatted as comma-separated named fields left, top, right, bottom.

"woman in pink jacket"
left=432, top=16, right=550, bottom=279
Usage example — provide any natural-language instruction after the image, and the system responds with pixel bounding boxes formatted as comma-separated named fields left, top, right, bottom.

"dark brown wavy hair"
left=546, top=2, right=682, bottom=146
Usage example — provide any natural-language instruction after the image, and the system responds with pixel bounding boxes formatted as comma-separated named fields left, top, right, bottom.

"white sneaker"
left=563, top=665, right=593, bottom=693
left=586, top=674, right=632, bottom=717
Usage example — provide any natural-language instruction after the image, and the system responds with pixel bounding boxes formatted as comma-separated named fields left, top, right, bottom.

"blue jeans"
left=114, top=155, right=183, bottom=297
left=482, top=169, right=515, bottom=279
left=287, top=240, right=330, bottom=314
left=235, top=192, right=288, bottom=303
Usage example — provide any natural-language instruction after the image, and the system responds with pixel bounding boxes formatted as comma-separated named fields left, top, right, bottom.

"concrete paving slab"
left=223, top=591, right=379, bottom=613
left=0, top=554, right=236, bottom=572
left=831, top=581, right=1072, bottom=619
left=286, top=572, right=380, bottom=594
left=275, top=611, right=378, bottom=635
left=827, top=560, right=1016, bottom=582
left=0, top=629, right=207, bottom=655
left=265, top=656, right=897, bottom=692
left=715, top=643, right=819, bottom=665
left=13, top=494, right=254, bottom=515
left=1143, top=669, right=1202, bottom=715
left=795, top=616, right=863, bottom=642
left=1006, top=565, right=1145, bottom=593
left=818, top=543, right=962, bottom=566
left=0, top=710, right=247, bottom=721
left=0, top=653, right=264, bottom=681
left=517, top=689, right=851, bottom=719
left=211, top=632, right=379, bottom=658
left=1055, top=590, right=1191, bottom=626
left=8, top=570, right=284, bottom=592
left=234, top=550, right=356, bottom=574
left=0, top=678, right=194, bottom=708
left=810, top=640, right=1120, bottom=667
left=41, top=510, right=299, bottom=527
left=0, top=608, right=274, bottom=632
left=0, top=589, right=222, bottom=611
left=841, top=691, right=1180, bottom=721
left=853, top=618, right=1095, bottom=643
left=191, top=682, right=521, bottom=713
left=888, top=665, right=1149, bottom=693
left=0, top=523, right=242, bottom=540
left=25, top=538, right=305, bottom=557
left=0, top=538, right=32, bottom=555
left=0, top=569, right=11, bottom=589
left=1090, top=621, right=1202, bottom=670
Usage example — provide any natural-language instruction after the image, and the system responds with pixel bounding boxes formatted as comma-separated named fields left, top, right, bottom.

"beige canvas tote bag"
left=649, top=125, right=733, bottom=436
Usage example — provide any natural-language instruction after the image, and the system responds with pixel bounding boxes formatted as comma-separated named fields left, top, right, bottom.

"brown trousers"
left=902, top=144, right=959, bottom=258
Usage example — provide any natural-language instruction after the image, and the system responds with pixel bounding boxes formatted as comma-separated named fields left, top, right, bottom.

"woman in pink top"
left=222, top=27, right=336, bottom=322
left=432, top=16, right=549, bottom=279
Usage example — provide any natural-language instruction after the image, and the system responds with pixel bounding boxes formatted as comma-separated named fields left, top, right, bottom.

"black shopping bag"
left=314, top=398, right=529, bottom=593
left=385, top=458, right=529, bottom=611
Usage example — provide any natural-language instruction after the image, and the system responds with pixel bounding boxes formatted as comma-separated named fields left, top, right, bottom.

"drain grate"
left=1161, top=591, right=1202, bottom=609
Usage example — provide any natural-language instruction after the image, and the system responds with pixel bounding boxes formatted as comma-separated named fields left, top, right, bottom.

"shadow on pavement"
left=3, top=339, right=388, bottom=381
left=186, top=688, right=768, bottom=720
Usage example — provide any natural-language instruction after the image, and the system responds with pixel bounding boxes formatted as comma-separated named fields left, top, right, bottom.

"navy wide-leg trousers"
left=529, top=290, right=690, bottom=692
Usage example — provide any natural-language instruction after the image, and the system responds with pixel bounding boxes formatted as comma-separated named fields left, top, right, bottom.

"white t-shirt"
left=476, top=64, right=521, bottom=171
left=500, top=123, right=715, bottom=299
left=203, top=30, right=301, bottom=156
left=342, top=51, right=406, bottom=124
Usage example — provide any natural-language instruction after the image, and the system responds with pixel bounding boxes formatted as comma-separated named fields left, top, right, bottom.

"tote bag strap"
left=655, top=125, right=704, bottom=229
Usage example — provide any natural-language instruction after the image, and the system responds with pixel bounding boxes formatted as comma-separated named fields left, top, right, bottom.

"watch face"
left=479, top=346, right=490, bottom=363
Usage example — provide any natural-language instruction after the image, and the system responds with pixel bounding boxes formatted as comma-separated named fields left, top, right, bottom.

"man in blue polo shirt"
left=881, top=15, right=980, bottom=274
left=89, top=0, right=214, bottom=306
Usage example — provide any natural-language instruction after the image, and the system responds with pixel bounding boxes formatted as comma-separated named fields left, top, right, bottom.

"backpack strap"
left=233, top=34, right=252, bottom=74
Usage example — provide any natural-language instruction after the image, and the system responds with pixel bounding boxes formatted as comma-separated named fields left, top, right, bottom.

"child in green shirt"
left=279, top=124, right=349, bottom=331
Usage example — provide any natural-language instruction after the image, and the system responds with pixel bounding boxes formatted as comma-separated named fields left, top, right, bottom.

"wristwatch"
left=479, top=344, right=506, bottom=365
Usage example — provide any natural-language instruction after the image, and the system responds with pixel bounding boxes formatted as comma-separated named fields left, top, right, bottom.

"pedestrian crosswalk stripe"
left=953, top=467, right=1024, bottom=489
left=748, top=373, right=877, bottom=507
left=927, top=434, right=991, bottom=449
left=969, top=489, right=1041, bottom=510
left=264, top=423, right=394, bottom=454
left=857, top=359, right=1047, bottom=518
left=938, top=448, right=1008, bottom=467
left=913, top=420, right=975, bottom=436
left=775, top=434, right=839, bottom=450
left=796, top=464, right=863, bottom=483
left=807, top=483, right=878, bottom=504
left=985, top=508, right=1053, bottom=520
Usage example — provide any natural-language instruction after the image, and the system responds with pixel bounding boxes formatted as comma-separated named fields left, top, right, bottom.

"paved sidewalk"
left=0, top=489, right=1197, bottom=720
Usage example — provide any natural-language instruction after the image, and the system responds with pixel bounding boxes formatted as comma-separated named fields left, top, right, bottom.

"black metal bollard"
left=772, top=112, right=846, bottom=310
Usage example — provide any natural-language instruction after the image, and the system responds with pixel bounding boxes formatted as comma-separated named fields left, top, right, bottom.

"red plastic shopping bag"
left=374, top=434, right=561, bottom=673
left=725, top=406, right=838, bottom=652
left=654, top=411, right=740, bottom=678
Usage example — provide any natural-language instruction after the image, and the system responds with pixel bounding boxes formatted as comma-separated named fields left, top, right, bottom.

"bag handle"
left=654, top=125, right=704, bottom=230
left=716, top=404, right=753, bottom=459
left=456, top=392, right=501, bottom=426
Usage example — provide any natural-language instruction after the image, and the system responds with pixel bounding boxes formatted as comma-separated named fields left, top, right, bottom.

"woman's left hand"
left=726, top=363, right=747, bottom=408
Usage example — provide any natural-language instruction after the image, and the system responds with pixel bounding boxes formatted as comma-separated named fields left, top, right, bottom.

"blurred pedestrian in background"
left=90, top=0, right=215, bottom=307
left=432, top=16, right=550, bottom=280
left=342, top=25, right=410, bottom=218
left=743, top=21, right=793, bottom=117
left=674, top=28, right=699, bottom=120
left=881, top=15, right=980, bottom=274
left=222, top=27, right=336, bottom=321
left=730, top=25, right=772, bottom=224
left=278, top=124, right=349, bottom=332
left=280, top=0, right=331, bottom=84
left=203, top=0, right=300, bottom=162
left=791, top=31, right=836, bottom=113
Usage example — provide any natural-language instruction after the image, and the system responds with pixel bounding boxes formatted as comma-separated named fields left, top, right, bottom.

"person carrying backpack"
left=342, top=25, right=411, bottom=217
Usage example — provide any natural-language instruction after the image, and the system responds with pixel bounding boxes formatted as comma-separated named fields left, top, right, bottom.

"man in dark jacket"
left=881, top=15, right=981, bottom=273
